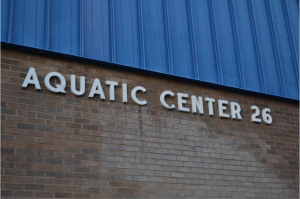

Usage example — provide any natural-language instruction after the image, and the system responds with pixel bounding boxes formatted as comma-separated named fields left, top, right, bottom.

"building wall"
left=1, top=47, right=299, bottom=198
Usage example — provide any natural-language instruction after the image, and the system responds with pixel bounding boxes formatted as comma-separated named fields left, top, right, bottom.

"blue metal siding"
left=1, top=0, right=299, bottom=100
left=1, top=0, right=12, bottom=42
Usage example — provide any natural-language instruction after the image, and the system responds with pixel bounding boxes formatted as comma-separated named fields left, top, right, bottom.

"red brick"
left=35, top=191, right=54, bottom=198
left=16, top=135, right=35, bottom=143
left=1, top=141, right=27, bottom=148
left=45, top=185, right=64, bottom=192
left=54, top=178, right=73, bottom=185
left=1, top=69, right=19, bottom=77
left=14, top=176, right=35, bottom=183
left=1, top=175, right=14, bottom=182
left=74, top=192, right=90, bottom=198
left=36, top=137, right=54, bottom=144
left=34, top=163, right=55, bottom=170
left=27, top=117, right=46, bottom=125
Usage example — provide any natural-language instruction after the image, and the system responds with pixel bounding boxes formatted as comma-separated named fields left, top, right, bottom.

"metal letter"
left=205, top=97, right=215, bottom=116
left=22, top=68, right=41, bottom=90
left=177, top=93, right=190, bottom=112
left=106, top=81, right=118, bottom=101
left=122, top=83, right=128, bottom=103
left=131, top=86, right=147, bottom=105
left=88, top=78, right=106, bottom=99
left=71, top=75, right=85, bottom=96
left=160, top=91, right=175, bottom=109
left=191, top=95, right=204, bottom=114
left=218, top=100, right=230, bottom=118
left=230, top=102, right=242, bottom=120
left=44, top=72, right=66, bottom=93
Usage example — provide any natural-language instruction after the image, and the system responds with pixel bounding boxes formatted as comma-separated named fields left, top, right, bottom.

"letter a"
left=88, top=78, right=106, bottom=100
left=22, top=68, right=41, bottom=90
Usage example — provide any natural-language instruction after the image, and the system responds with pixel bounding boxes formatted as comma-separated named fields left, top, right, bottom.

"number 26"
left=250, top=106, right=272, bottom=124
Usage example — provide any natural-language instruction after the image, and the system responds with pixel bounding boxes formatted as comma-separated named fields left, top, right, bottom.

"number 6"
left=262, top=108, right=272, bottom=124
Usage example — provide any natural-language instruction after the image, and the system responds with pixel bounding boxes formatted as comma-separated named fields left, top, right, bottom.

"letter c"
left=131, top=86, right=147, bottom=105
left=160, top=91, right=175, bottom=109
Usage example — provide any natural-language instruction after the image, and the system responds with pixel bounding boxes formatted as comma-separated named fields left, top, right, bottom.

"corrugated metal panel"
left=1, top=0, right=299, bottom=100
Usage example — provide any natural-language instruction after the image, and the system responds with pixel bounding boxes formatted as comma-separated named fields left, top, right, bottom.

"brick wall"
left=1, top=47, right=299, bottom=198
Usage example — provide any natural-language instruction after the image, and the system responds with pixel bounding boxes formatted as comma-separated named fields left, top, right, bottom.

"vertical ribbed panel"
left=186, top=0, right=199, bottom=80
left=167, top=0, right=194, bottom=78
left=44, top=0, right=50, bottom=50
left=163, top=0, right=173, bottom=75
left=214, top=0, right=241, bottom=87
left=83, top=0, right=92, bottom=58
left=1, top=0, right=11, bottom=42
left=229, top=0, right=244, bottom=89
left=49, top=0, right=59, bottom=52
left=114, top=0, right=140, bottom=67
left=8, top=0, right=14, bottom=42
left=35, top=0, right=46, bottom=49
left=23, top=0, right=37, bottom=47
left=141, top=0, right=169, bottom=73
left=109, top=0, right=115, bottom=63
left=11, top=0, right=24, bottom=45
left=137, top=0, right=145, bottom=69
left=208, top=0, right=222, bottom=84
left=282, top=0, right=299, bottom=82
left=235, top=0, right=262, bottom=92
left=285, top=0, right=299, bottom=70
left=79, top=0, right=83, bottom=57
left=1, top=0, right=299, bottom=100
left=70, top=0, right=80, bottom=56
left=253, top=0, right=282, bottom=97
left=268, top=0, right=298, bottom=99
left=249, top=0, right=266, bottom=92
left=59, top=0, right=70, bottom=54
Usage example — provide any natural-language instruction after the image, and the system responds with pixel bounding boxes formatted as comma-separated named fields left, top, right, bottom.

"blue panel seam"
left=282, top=0, right=299, bottom=82
left=186, top=0, right=198, bottom=79
left=229, top=0, right=245, bottom=89
left=137, top=0, right=145, bottom=69
left=45, top=0, right=50, bottom=50
left=265, top=0, right=286, bottom=96
left=8, top=0, right=14, bottom=43
left=80, top=0, right=83, bottom=57
left=163, top=0, right=173, bottom=75
left=109, top=0, right=115, bottom=63
left=208, top=0, right=222, bottom=84
left=248, top=0, right=266, bottom=93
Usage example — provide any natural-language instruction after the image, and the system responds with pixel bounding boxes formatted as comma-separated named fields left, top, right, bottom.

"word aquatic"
left=22, top=68, right=272, bottom=125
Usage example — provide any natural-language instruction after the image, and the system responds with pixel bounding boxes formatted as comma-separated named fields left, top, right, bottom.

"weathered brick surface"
left=1, top=47, right=299, bottom=198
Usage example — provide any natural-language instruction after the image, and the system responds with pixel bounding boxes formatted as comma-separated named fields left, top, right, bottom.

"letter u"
left=71, top=75, right=85, bottom=96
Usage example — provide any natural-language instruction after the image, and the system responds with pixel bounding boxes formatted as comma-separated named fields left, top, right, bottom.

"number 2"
left=250, top=106, right=261, bottom=123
